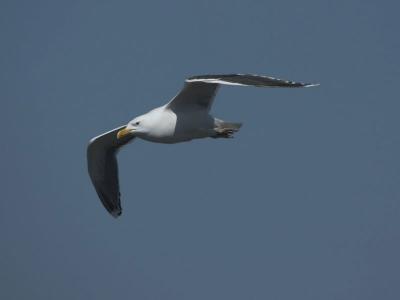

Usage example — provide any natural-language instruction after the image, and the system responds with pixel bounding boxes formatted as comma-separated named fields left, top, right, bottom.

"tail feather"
left=214, top=118, right=242, bottom=130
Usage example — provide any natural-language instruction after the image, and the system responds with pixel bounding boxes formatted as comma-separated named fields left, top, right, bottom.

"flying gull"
left=87, top=74, right=319, bottom=217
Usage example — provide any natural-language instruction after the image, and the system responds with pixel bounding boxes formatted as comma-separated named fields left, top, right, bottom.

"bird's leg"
left=212, top=127, right=238, bottom=139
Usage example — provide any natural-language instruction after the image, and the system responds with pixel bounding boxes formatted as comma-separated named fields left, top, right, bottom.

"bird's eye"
left=135, top=121, right=140, bottom=125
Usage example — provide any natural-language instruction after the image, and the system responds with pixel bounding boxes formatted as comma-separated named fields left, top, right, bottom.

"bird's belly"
left=140, top=128, right=207, bottom=144
left=139, top=134, right=189, bottom=144
left=139, top=110, right=214, bottom=144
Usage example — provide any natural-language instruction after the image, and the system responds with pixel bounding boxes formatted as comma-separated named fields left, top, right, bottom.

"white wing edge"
left=186, top=78, right=249, bottom=86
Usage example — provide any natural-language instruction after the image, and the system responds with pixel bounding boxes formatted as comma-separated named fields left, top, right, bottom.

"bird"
left=87, top=74, right=319, bottom=217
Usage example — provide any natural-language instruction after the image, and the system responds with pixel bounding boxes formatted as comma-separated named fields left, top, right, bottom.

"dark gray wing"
left=167, top=74, right=318, bottom=111
left=186, top=74, right=319, bottom=88
left=87, top=126, right=135, bottom=218
left=167, top=81, right=219, bottom=112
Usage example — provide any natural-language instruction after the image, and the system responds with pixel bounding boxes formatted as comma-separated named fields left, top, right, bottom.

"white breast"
left=136, top=106, right=176, bottom=143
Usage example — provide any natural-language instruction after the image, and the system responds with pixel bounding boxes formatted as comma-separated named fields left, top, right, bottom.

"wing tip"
left=110, top=209, right=122, bottom=218
left=304, top=83, right=320, bottom=88
left=94, top=187, right=123, bottom=218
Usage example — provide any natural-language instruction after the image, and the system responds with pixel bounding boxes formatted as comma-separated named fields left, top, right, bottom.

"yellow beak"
left=117, top=127, right=134, bottom=139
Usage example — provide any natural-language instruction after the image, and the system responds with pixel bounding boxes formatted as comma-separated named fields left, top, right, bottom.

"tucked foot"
left=212, top=127, right=239, bottom=139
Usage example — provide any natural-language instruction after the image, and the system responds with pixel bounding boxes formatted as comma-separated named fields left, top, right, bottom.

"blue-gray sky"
left=1, top=1, right=399, bottom=299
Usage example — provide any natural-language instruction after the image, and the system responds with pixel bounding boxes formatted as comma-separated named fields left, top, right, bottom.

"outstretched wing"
left=167, top=74, right=318, bottom=111
left=167, top=81, right=219, bottom=112
left=87, top=126, right=135, bottom=218
left=187, top=74, right=318, bottom=87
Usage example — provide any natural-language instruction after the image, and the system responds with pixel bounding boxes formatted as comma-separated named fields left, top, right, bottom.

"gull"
left=87, top=74, right=318, bottom=217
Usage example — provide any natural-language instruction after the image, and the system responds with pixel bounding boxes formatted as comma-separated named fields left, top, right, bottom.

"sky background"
left=1, top=0, right=399, bottom=299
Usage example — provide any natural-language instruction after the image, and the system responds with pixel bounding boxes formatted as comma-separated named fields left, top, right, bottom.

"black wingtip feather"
left=186, top=74, right=318, bottom=88
left=96, top=187, right=122, bottom=218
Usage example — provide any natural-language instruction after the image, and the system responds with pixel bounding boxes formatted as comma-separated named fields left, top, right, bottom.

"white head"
left=116, top=114, right=149, bottom=139
left=116, top=106, right=175, bottom=141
